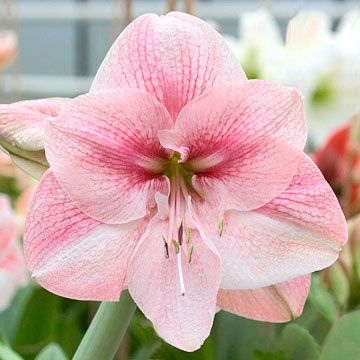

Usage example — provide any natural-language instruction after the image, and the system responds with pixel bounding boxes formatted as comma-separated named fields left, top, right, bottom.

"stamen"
left=218, top=217, right=224, bottom=237
left=178, top=219, right=184, bottom=245
left=187, top=244, right=194, bottom=263
left=162, top=235, right=169, bottom=259
left=172, top=239, right=180, bottom=254
left=185, top=226, right=191, bottom=243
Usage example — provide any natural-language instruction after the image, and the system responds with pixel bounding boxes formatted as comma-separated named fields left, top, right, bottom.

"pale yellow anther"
left=162, top=235, right=169, bottom=259
left=218, top=217, right=224, bottom=237
left=185, top=226, right=191, bottom=243
left=187, top=244, right=194, bottom=263
left=172, top=239, right=180, bottom=254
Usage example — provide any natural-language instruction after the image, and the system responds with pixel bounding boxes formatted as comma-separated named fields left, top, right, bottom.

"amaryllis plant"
left=0, top=194, right=27, bottom=311
left=0, top=12, right=347, bottom=353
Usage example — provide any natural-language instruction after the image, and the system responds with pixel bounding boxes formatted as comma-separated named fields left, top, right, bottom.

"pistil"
left=166, top=155, right=193, bottom=296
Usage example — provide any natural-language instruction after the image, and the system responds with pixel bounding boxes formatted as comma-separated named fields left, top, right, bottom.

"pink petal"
left=213, top=154, right=347, bottom=289
left=217, top=275, right=311, bottom=322
left=91, top=12, right=246, bottom=120
left=0, top=243, right=27, bottom=285
left=0, top=244, right=28, bottom=311
left=0, top=195, right=17, bottom=255
left=24, top=171, right=148, bottom=301
left=46, top=89, right=173, bottom=224
left=0, top=98, right=68, bottom=151
left=127, top=217, right=221, bottom=351
left=159, top=80, right=307, bottom=213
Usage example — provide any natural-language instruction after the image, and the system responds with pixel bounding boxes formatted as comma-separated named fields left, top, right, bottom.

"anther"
left=178, top=219, right=184, bottom=245
left=172, top=239, right=180, bottom=254
left=187, top=244, right=194, bottom=263
left=218, top=217, right=224, bottom=237
left=185, top=226, right=191, bottom=243
left=162, top=235, right=169, bottom=259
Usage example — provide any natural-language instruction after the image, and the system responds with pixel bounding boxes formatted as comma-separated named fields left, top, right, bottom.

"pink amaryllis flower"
left=0, top=13, right=347, bottom=351
left=0, top=195, right=27, bottom=311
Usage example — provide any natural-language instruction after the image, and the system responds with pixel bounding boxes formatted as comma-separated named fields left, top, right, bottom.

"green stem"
left=73, top=291, right=137, bottom=360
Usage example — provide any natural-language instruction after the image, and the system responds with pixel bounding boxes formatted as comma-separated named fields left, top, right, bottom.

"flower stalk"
left=73, top=291, right=136, bottom=360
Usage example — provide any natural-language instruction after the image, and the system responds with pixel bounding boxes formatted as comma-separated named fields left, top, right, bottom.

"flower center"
left=162, top=154, right=194, bottom=296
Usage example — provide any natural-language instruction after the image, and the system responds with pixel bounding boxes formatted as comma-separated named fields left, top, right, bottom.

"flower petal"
left=213, top=154, right=347, bottom=289
left=0, top=244, right=28, bottom=284
left=217, top=275, right=311, bottom=322
left=46, top=89, right=173, bottom=224
left=127, top=216, right=221, bottom=351
left=159, top=81, right=306, bottom=212
left=91, top=12, right=246, bottom=120
left=0, top=98, right=67, bottom=178
left=0, top=244, right=28, bottom=311
left=0, top=98, right=68, bottom=151
left=24, top=171, right=148, bottom=301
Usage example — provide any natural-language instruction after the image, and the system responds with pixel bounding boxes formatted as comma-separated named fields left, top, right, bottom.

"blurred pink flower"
left=0, top=13, right=347, bottom=351
left=0, top=31, right=17, bottom=71
left=0, top=195, right=27, bottom=311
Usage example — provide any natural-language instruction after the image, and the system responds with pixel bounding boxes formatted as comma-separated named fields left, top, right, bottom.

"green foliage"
left=34, top=344, right=67, bottom=360
left=2, top=273, right=360, bottom=359
left=13, top=288, right=62, bottom=357
left=308, top=276, right=339, bottom=324
left=319, top=309, right=360, bottom=360
left=279, top=324, right=321, bottom=360
left=0, top=333, right=23, bottom=360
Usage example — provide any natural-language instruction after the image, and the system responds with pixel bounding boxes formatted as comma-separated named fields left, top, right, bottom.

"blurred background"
left=0, top=0, right=358, bottom=100
left=0, top=1, right=360, bottom=359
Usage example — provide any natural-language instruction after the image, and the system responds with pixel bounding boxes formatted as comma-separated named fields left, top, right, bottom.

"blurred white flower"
left=284, top=10, right=360, bottom=145
left=226, top=8, right=360, bottom=146
left=226, top=8, right=283, bottom=79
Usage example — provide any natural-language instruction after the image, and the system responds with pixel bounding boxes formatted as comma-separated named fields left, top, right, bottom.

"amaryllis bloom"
left=0, top=13, right=347, bottom=351
left=0, top=194, right=27, bottom=311
left=0, top=31, right=17, bottom=71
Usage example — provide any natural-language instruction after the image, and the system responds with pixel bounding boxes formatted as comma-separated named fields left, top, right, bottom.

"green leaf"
left=280, top=324, right=320, bottom=360
left=0, top=343, right=23, bottom=360
left=328, top=265, right=350, bottom=307
left=0, top=286, right=34, bottom=343
left=308, top=276, right=338, bottom=323
left=131, top=343, right=161, bottom=360
left=35, top=344, right=68, bottom=360
left=320, top=309, right=360, bottom=360
left=215, top=311, right=277, bottom=360
left=13, top=288, right=61, bottom=358
left=56, top=302, right=87, bottom=357
left=253, top=350, right=288, bottom=360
